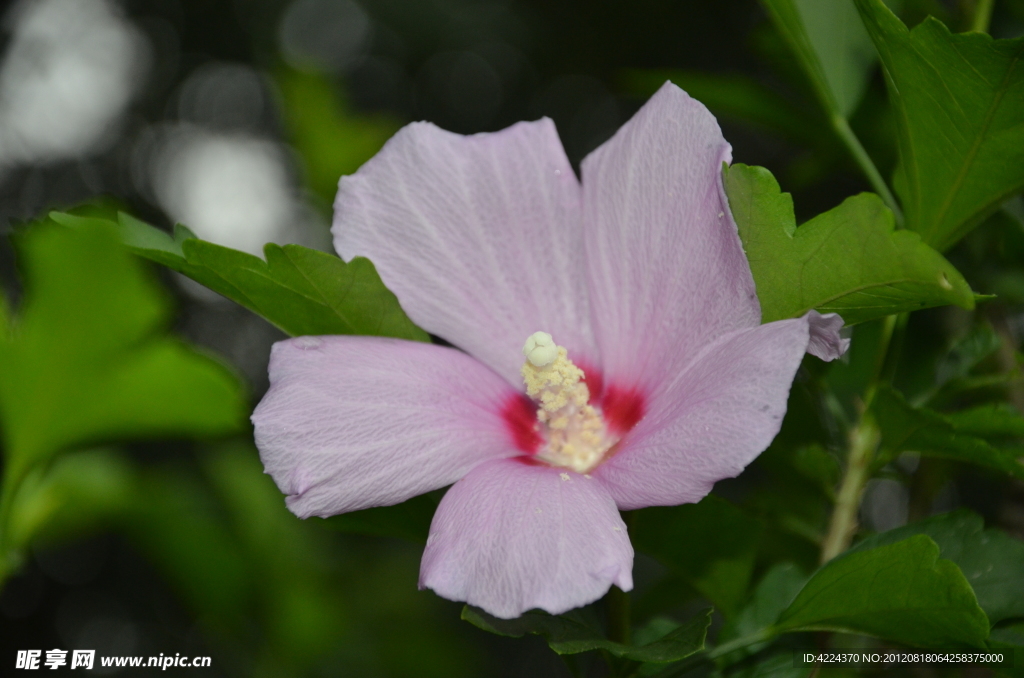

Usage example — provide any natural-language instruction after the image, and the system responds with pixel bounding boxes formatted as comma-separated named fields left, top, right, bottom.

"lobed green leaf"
left=724, top=163, right=974, bottom=324
left=761, top=0, right=878, bottom=118
left=59, top=211, right=428, bottom=342
left=850, top=510, right=1024, bottom=625
left=854, top=0, right=1024, bottom=251
left=776, top=535, right=990, bottom=647
left=871, top=386, right=1024, bottom=478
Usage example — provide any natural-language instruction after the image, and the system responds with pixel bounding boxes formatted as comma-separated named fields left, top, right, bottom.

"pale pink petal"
left=252, top=336, right=521, bottom=518
left=581, top=82, right=760, bottom=393
left=333, top=119, right=594, bottom=386
left=806, top=311, right=849, bottom=361
left=420, top=458, right=633, bottom=619
left=593, top=318, right=812, bottom=510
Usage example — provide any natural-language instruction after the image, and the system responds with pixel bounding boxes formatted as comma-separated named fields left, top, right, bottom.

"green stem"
left=819, top=314, right=897, bottom=564
left=971, top=0, right=995, bottom=33
left=831, top=115, right=904, bottom=226
left=819, top=414, right=881, bottom=563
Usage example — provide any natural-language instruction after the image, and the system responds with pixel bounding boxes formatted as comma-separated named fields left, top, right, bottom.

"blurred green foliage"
left=0, top=218, right=245, bottom=584
left=0, top=219, right=245, bottom=476
left=276, top=67, right=400, bottom=205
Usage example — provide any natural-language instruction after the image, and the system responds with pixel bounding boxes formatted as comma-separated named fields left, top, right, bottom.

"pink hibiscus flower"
left=252, top=83, right=847, bottom=619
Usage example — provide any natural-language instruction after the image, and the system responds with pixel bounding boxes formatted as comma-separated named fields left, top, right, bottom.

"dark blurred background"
left=1, top=0, right=1023, bottom=675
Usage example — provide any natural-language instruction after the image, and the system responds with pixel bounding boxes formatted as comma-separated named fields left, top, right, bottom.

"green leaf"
left=910, top=322, right=1004, bottom=405
left=631, top=496, right=761, bottom=616
left=724, top=163, right=974, bottom=324
left=718, top=563, right=809, bottom=661
left=934, top=323, right=1001, bottom=385
left=850, top=510, right=1024, bottom=625
left=462, top=606, right=711, bottom=663
left=854, top=0, right=1024, bottom=251
left=947, top=402, right=1024, bottom=438
left=761, top=0, right=877, bottom=117
left=0, top=219, right=246, bottom=473
left=871, top=386, right=1024, bottom=478
left=776, top=535, right=990, bottom=647
left=93, top=211, right=427, bottom=341
left=7, top=449, right=136, bottom=550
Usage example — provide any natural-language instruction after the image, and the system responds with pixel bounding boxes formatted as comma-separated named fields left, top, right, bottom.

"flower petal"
left=420, top=458, right=633, bottom=619
left=252, top=336, right=520, bottom=518
left=581, top=82, right=760, bottom=391
left=593, top=318, right=813, bottom=510
left=333, top=119, right=594, bottom=386
left=806, top=310, right=850, bottom=361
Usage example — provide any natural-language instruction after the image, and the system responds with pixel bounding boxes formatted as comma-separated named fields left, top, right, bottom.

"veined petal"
left=333, top=119, right=594, bottom=386
left=420, top=458, right=633, bottom=619
left=806, top=310, right=849, bottom=361
left=252, top=336, right=519, bottom=518
left=581, top=82, right=760, bottom=392
left=593, top=318, right=812, bottom=511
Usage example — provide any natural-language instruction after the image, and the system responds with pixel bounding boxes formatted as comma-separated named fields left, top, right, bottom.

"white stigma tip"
left=523, top=331, right=558, bottom=367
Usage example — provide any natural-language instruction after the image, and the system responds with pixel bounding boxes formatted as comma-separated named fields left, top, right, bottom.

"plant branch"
left=820, top=414, right=881, bottom=563
left=831, top=115, right=904, bottom=226
left=819, top=314, right=897, bottom=563
left=971, top=0, right=995, bottom=33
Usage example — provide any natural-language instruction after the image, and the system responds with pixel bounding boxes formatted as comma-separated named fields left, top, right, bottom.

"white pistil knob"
left=523, top=331, right=557, bottom=367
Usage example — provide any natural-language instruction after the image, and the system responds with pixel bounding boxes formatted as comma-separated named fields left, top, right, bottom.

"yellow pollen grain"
left=521, top=347, right=589, bottom=414
left=520, top=332, right=617, bottom=475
